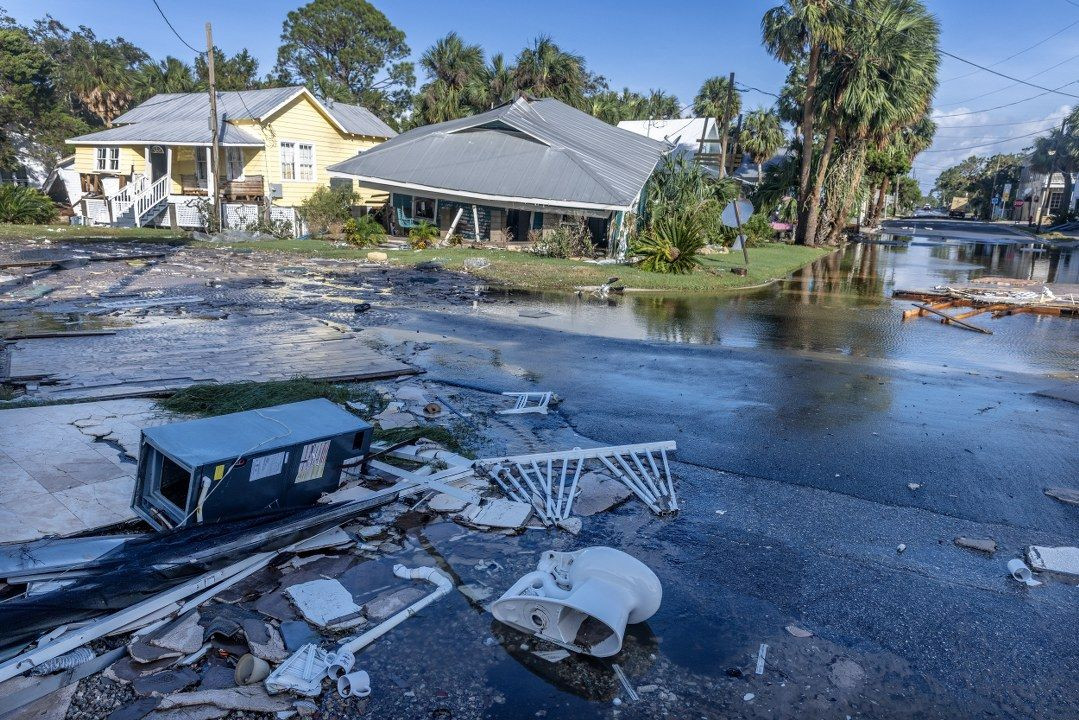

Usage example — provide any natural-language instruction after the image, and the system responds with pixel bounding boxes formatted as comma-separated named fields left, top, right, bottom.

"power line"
left=933, top=80, right=1079, bottom=118
left=939, top=19, right=1079, bottom=84
left=921, top=125, right=1056, bottom=152
left=935, top=50, right=1079, bottom=108
left=151, top=0, right=204, bottom=56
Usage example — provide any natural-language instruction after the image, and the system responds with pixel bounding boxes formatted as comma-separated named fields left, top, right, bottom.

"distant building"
left=1013, top=160, right=1077, bottom=225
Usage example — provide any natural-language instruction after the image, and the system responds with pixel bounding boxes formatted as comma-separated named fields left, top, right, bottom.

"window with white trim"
left=1047, top=191, right=1063, bottom=212
left=95, top=147, right=119, bottom=172
left=226, top=148, right=244, bottom=180
left=280, top=141, right=314, bottom=181
left=195, top=152, right=208, bottom=185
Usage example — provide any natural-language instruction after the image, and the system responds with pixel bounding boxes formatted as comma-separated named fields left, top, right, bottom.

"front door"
left=149, top=146, right=168, bottom=181
left=507, top=209, right=532, bottom=244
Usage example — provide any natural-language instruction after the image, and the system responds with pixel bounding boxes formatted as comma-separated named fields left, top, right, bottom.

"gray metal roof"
left=71, top=86, right=395, bottom=145
left=327, top=97, right=669, bottom=210
left=69, top=119, right=263, bottom=146
left=323, top=100, right=397, bottom=138
left=141, top=398, right=368, bottom=468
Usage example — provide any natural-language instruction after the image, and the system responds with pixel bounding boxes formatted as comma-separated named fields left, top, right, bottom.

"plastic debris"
left=285, top=579, right=362, bottom=628
left=264, top=644, right=335, bottom=697
left=497, top=391, right=553, bottom=415
left=337, top=669, right=372, bottom=698
left=755, top=643, right=768, bottom=675
left=1007, top=558, right=1042, bottom=587
left=612, top=663, right=639, bottom=701
left=29, top=646, right=95, bottom=675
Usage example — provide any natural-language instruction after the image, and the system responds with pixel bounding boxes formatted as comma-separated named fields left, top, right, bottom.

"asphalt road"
left=370, top=298, right=1078, bottom=718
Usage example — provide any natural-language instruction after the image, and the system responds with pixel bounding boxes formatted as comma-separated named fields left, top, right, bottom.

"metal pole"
left=205, top=23, right=222, bottom=231
left=732, top=197, right=750, bottom=266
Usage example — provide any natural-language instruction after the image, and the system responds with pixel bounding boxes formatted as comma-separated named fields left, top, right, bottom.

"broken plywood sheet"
left=155, top=686, right=292, bottom=713
left=8, top=313, right=414, bottom=401
left=285, top=578, right=362, bottom=627
left=572, top=472, right=633, bottom=516
left=459, top=500, right=533, bottom=529
left=1027, top=546, right=1079, bottom=578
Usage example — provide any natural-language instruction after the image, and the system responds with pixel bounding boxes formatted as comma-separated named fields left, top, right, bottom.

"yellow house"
left=66, top=86, right=395, bottom=232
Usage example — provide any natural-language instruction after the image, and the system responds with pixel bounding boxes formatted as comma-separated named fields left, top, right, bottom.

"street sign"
left=721, top=199, right=754, bottom=229
left=991, top=196, right=1000, bottom=206
left=1014, top=200, right=1025, bottom=207
left=1001, top=182, right=1012, bottom=202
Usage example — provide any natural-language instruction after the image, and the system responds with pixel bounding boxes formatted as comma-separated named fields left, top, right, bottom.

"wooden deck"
left=894, top=278, right=1079, bottom=332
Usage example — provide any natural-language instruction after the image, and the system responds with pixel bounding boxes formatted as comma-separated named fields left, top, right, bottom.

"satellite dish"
left=721, top=198, right=754, bottom=228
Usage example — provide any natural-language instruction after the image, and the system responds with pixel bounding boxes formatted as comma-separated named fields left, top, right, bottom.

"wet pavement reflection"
left=479, top=238, right=1078, bottom=376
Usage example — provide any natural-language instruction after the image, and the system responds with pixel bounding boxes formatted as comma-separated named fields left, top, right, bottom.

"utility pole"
left=205, top=22, right=222, bottom=230
left=718, top=71, right=735, bottom=178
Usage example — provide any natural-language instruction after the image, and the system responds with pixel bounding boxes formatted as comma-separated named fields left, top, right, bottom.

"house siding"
left=73, top=145, right=145, bottom=177
left=237, top=94, right=387, bottom=207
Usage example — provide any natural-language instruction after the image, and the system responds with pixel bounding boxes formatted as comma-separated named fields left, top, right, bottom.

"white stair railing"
left=106, top=173, right=147, bottom=222
left=133, top=175, right=170, bottom=227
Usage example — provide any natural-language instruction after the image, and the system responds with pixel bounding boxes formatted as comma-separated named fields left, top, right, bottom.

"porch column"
left=205, top=147, right=215, bottom=203
left=143, top=147, right=151, bottom=180
left=165, top=148, right=172, bottom=191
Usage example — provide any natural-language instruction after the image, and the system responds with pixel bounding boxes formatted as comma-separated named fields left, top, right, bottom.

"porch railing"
left=106, top=173, right=148, bottom=222
left=133, top=175, right=170, bottom=227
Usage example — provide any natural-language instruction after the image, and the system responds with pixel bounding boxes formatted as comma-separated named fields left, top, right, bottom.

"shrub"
left=344, top=215, right=384, bottom=247
left=299, top=185, right=356, bottom=234
left=630, top=213, right=706, bottom=274
left=719, top=211, right=775, bottom=247
left=529, top=217, right=594, bottom=258
left=408, top=220, right=439, bottom=249
left=0, top=185, right=58, bottom=224
left=243, top=217, right=293, bottom=239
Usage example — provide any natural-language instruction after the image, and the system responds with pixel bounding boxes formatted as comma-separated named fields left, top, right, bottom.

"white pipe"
left=332, top=565, right=453, bottom=665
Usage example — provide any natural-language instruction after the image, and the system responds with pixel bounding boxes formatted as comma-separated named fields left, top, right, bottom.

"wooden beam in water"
left=902, top=300, right=956, bottom=321
left=951, top=304, right=1009, bottom=320
left=911, top=303, right=993, bottom=334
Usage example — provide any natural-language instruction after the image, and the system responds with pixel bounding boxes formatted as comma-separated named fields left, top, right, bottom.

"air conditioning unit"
left=133, top=399, right=373, bottom=530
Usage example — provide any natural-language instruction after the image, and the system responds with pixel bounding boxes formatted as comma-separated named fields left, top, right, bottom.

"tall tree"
left=693, top=75, right=742, bottom=177
left=196, top=48, right=260, bottom=91
left=1030, top=110, right=1078, bottom=222
left=275, top=0, right=414, bottom=122
left=512, top=36, right=589, bottom=107
left=135, top=56, right=197, bottom=99
left=643, top=90, right=681, bottom=120
left=0, top=23, right=55, bottom=171
left=484, top=53, right=515, bottom=108
left=762, top=0, right=846, bottom=244
left=741, top=108, right=785, bottom=182
left=412, top=32, right=487, bottom=124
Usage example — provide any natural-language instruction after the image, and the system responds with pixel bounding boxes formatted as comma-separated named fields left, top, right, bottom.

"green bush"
left=529, top=217, right=594, bottom=258
left=299, top=185, right=356, bottom=233
left=719, top=212, right=776, bottom=247
left=243, top=217, right=293, bottom=239
left=0, top=185, right=58, bottom=224
left=630, top=213, right=706, bottom=274
left=344, top=215, right=385, bottom=246
left=408, top=220, right=439, bottom=249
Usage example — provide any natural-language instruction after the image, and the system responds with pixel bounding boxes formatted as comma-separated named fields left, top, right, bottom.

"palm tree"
left=413, top=32, right=487, bottom=123
left=1030, top=109, right=1078, bottom=224
left=741, top=108, right=785, bottom=183
left=693, top=75, right=742, bottom=178
left=513, top=36, right=588, bottom=107
left=762, top=0, right=846, bottom=244
left=135, top=57, right=197, bottom=99
left=485, top=52, right=515, bottom=108
left=644, top=90, right=681, bottom=120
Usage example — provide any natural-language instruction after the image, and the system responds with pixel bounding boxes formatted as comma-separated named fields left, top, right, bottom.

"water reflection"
left=485, top=239, right=1078, bottom=376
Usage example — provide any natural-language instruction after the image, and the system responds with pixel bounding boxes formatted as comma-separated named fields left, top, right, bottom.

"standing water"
left=480, top=237, right=1078, bottom=377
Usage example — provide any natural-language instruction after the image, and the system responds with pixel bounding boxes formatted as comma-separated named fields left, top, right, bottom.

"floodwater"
left=478, top=237, right=1079, bottom=377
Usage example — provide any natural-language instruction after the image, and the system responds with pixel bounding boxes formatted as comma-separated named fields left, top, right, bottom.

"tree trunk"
left=794, top=42, right=822, bottom=246
left=757, top=162, right=763, bottom=186
left=826, top=148, right=867, bottom=245
left=1058, top=170, right=1075, bottom=222
left=803, top=126, right=837, bottom=247
left=870, top=176, right=890, bottom=226
left=717, top=116, right=730, bottom=179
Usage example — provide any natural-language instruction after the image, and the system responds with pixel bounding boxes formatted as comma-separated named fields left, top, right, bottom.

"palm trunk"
left=717, top=117, right=730, bottom=179
left=1058, top=171, right=1075, bottom=222
left=826, top=148, right=866, bottom=245
left=794, top=42, right=822, bottom=246
left=803, top=126, right=837, bottom=247
left=757, top=162, right=763, bottom=186
left=870, top=176, right=890, bottom=226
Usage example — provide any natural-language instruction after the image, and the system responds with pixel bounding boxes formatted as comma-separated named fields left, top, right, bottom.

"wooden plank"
left=912, top=303, right=992, bottom=334
left=902, top=300, right=955, bottom=321
left=951, top=304, right=1009, bottom=320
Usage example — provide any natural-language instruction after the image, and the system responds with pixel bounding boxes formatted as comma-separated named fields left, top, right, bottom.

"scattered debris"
left=234, top=654, right=271, bottom=685
left=896, top=544, right=907, bottom=553
left=532, top=649, right=571, bottom=663
left=829, top=658, right=866, bottom=689
left=1044, top=487, right=1079, bottom=506
left=755, top=644, right=768, bottom=675
left=1007, top=558, right=1042, bottom=587
left=491, top=547, right=661, bottom=657
left=285, top=579, right=363, bottom=628
left=463, top=257, right=491, bottom=270
left=264, top=644, right=335, bottom=697
left=612, top=663, right=639, bottom=702
left=459, top=499, right=534, bottom=529
left=1026, top=546, right=1079, bottom=578
left=785, top=625, right=813, bottom=638
left=955, top=537, right=997, bottom=554
left=908, top=483, right=921, bottom=491
left=497, top=391, right=553, bottom=415
left=338, top=669, right=372, bottom=698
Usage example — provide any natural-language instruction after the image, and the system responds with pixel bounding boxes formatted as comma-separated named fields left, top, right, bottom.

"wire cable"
left=935, top=50, right=1079, bottom=108
left=150, top=0, right=204, bottom=56
left=939, top=19, right=1079, bottom=84
left=920, top=125, right=1057, bottom=152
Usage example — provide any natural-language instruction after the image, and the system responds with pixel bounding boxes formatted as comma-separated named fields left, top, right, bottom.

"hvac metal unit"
left=133, top=399, right=372, bottom=530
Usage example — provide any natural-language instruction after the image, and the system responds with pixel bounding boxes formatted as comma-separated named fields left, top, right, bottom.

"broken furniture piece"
left=133, top=399, right=373, bottom=529
left=475, top=441, right=678, bottom=527
left=498, top=391, right=553, bottom=415
left=492, top=547, right=662, bottom=658
left=264, top=643, right=336, bottom=697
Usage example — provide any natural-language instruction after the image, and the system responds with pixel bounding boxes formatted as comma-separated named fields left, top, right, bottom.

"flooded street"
left=380, top=226, right=1077, bottom=720
left=476, top=238, right=1078, bottom=377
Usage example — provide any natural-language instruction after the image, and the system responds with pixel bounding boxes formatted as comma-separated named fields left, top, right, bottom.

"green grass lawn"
left=0, top=223, right=190, bottom=243
left=217, top=238, right=831, bottom=292
left=1, top=222, right=830, bottom=292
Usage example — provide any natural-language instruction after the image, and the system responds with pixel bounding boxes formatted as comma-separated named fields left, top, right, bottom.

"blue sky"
left=7, top=0, right=1079, bottom=191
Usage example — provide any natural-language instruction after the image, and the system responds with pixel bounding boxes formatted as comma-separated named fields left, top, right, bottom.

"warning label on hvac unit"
left=249, top=451, right=286, bottom=481
left=295, top=440, right=330, bottom=482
